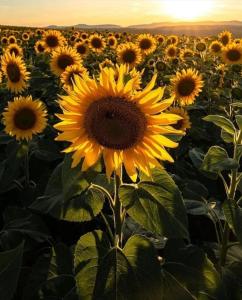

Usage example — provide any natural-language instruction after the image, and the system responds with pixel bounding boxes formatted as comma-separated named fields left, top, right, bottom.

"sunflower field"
left=0, top=27, right=242, bottom=300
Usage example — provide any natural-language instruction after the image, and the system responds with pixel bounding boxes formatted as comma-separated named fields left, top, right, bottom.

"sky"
left=0, top=0, right=242, bottom=27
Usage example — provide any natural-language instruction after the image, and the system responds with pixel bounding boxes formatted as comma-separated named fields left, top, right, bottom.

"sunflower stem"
left=219, top=130, right=242, bottom=268
left=113, top=171, right=123, bottom=248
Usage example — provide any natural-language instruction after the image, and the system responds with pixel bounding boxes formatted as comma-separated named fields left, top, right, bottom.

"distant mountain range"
left=47, top=21, right=242, bottom=36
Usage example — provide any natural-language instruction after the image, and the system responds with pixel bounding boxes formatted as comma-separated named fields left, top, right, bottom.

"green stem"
left=100, top=211, right=114, bottom=243
left=113, top=172, right=123, bottom=248
left=220, top=130, right=242, bottom=268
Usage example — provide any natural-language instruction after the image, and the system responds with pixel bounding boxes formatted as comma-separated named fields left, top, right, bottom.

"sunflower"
left=196, top=41, right=206, bottom=52
left=8, top=35, right=17, bottom=44
left=180, top=49, right=194, bottom=61
left=168, top=107, right=191, bottom=131
left=136, top=34, right=157, bottom=55
left=171, top=69, right=204, bottom=106
left=50, top=46, right=82, bottom=76
left=42, top=30, right=66, bottom=52
left=234, top=38, right=242, bottom=45
left=54, top=65, right=183, bottom=180
left=219, top=31, right=232, bottom=46
left=116, top=42, right=142, bottom=68
left=107, top=36, right=118, bottom=49
left=2, top=96, right=47, bottom=141
left=167, top=35, right=179, bottom=45
left=5, top=43, right=23, bottom=57
left=157, top=35, right=165, bottom=45
left=209, top=41, right=223, bottom=55
left=99, top=58, right=115, bottom=70
left=60, top=64, right=88, bottom=91
left=81, top=32, right=88, bottom=40
left=222, top=43, right=242, bottom=65
left=34, top=40, right=46, bottom=54
left=89, top=34, right=106, bottom=53
left=74, top=41, right=89, bottom=57
left=22, top=32, right=30, bottom=41
left=1, top=36, right=8, bottom=46
left=1, top=53, right=30, bottom=94
left=165, top=45, right=178, bottom=59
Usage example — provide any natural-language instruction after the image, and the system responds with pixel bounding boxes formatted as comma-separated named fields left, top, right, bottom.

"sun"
left=163, top=0, right=214, bottom=20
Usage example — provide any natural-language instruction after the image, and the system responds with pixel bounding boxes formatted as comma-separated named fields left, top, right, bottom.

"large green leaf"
left=203, top=115, right=236, bottom=135
left=30, top=155, right=105, bottom=222
left=163, top=240, right=220, bottom=298
left=74, top=230, right=162, bottom=300
left=0, top=242, right=24, bottom=300
left=119, top=168, right=188, bottom=239
left=201, top=146, right=239, bottom=175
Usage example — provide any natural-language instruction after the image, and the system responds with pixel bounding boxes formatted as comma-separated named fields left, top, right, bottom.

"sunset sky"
left=0, top=0, right=241, bottom=27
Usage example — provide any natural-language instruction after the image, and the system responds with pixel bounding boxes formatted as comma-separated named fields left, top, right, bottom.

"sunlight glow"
left=162, top=0, right=214, bottom=20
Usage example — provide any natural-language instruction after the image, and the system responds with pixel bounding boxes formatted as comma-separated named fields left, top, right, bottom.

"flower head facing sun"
left=116, top=42, right=142, bottom=68
left=54, top=65, right=183, bottom=180
left=171, top=69, right=204, bottom=106
left=136, top=34, right=157, bottom=56
left=2, top=96, right=47, bottom=141
left=42, top=30, right=66, bottom=52
left=222, top=43, right=242, bottom=65
left=50, top=46, right=82, bottom=76
left=1, top=52, right=30, bottom=94
left=89, top=34, right=106, bottom=53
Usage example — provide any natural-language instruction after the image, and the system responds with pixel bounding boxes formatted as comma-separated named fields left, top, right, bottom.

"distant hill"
left=47, top=21, right=242, bottom=36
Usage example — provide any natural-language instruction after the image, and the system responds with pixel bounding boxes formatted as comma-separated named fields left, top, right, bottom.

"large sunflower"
left=1, top=53, right=30, bottom=94
left=219, top=31, right=232, bottom=46
left=222, top=43, right=242, bottom=65
left=171, top=69, right=204, bottom=106
left=2, top=96, right=47, bottom=141
left=50, top=46, right=82, bottom=76
left=54, top=65, right=183, bottom=180
left=5, top=43, right=23, bottom=57
left=42, top=30, right=66, bottom=52
left=209, top=41, right=223, bottom=55
left=136, top=34, right=157, bottom=56
left=74, top=41, right=89, bottom=57
left=168, top=107, right=191, bottom=132
left=89, top=34, right=106, bottom=53
left=60, top=64, right=89, bottom=91
left=34, top=40, right=46, bottom=54
left=116, top=42, right=142, bottom=68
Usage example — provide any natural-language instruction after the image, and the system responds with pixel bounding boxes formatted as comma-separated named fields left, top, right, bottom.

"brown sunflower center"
left=10, top=47, right=19, bottom=56
left=173, top=119, right=184, bottom=130
left=76, top=44, right=87, bottom=54
left=226, top=49, right=241, bottom=62
left=2, top=38, right=8, bottom=44
left=14, top=108, right=36, bottom=130
left=57, top=54, right=74, bottom=70
left=177, top=77, right=196, bottom=97
left=212, top=44, right=221, bottom=53
left=91, top=37, right=102, bottom=49
left=6, top=63, right=21, bottom=83
left=109, top=39, right=115, bottom=46
left=37, top=44, right=45, bottom=52
left=221, top=35, right=229, bottom=45
left=9, top=38, right=15, bottom=44
left=84, top=97, right=147, bottom=150
left=139, top=38, right=152, bottom=50
left=168, top=48, right=176, bottom=57
left=122, top=49, right=136, bottom=64
left=46, top=35, right=59, bottom=48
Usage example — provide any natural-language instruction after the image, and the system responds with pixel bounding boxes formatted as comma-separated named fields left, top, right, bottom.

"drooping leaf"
left=203, top=115, right=235, bottom=135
